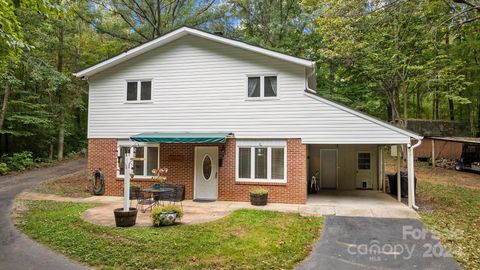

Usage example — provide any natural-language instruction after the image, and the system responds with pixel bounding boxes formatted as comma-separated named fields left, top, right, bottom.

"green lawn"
left=18, top=201, right=323, bottom=270
left=417, top=181, right=480, bottom=269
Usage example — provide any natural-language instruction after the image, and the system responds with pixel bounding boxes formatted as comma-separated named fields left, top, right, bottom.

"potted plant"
left=250, top=188, right=269, bottom=206
left=151, top=205, right=184, bottom=226
left=151, top=168, right=168, bottom=188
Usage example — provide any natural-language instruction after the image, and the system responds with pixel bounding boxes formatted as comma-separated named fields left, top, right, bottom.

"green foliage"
left=0, top=163, right=9, bottom=175
left=250, top=188, right=269, bottom=196
left=2, top=151, right=34, bottom=171
left=19, top=201, right=323, bottom=269
left=151, top=204, right=185, bottom=222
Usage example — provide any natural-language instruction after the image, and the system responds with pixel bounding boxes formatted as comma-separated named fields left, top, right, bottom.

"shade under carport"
left=130, top=132, right=231, bottom=143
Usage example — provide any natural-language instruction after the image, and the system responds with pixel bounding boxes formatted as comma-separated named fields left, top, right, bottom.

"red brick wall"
left=218, top=138, right=307, bottom=204
left=87, top=138, right=307, bottom=204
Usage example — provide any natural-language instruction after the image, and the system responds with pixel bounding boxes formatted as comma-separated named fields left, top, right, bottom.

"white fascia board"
left=304, top=90, right=423, bottom=141
left=74, top=27, right=315, bottom=78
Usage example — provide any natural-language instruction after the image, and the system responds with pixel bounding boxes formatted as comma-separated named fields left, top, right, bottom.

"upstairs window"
left=127, top=80, right=152, bottom=101
left=247, top=75, right=277, bottom=98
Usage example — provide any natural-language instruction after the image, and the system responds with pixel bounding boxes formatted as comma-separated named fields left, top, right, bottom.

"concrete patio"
left=17, top=189, right=417, bottom=227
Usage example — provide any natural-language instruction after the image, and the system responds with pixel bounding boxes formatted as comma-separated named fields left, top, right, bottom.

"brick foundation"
left=87, top=138, right=307, bottom=204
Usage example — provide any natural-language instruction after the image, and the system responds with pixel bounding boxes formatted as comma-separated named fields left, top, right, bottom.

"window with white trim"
left=126, top=80, right=152, bottom=101
left=236, top=140, right=286, bottom=182
left=117, top=142, right=159, bottom=178
left=247, top=75, right=277, bottom=98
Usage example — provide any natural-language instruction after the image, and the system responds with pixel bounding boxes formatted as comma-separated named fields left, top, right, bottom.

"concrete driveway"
left=303, top=190, right=418, bottom=219
left=0, top=158, right=89, bottom=270
left=296, top=216, right=462, bottom=270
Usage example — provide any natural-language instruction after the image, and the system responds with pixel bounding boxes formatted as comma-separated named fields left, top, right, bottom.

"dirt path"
left=0, top=158, right=89, bottom=270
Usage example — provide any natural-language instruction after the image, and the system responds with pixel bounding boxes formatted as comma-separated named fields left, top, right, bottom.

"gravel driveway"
left=0, top=158, right=89, bottom=270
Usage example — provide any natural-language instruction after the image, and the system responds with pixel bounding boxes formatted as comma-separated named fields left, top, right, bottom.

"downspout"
left=305, top=65, right=316, bottom=92
left=408, top=139, right=422, bottom=210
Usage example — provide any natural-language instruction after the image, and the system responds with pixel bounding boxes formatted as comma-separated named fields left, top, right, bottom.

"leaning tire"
left=455, top=164, right=462, bottom=171
left=92, top=170, right=105, bottom=195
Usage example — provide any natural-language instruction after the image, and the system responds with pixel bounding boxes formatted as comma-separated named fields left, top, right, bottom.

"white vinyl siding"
left=88, top=35, right=412, bottom=144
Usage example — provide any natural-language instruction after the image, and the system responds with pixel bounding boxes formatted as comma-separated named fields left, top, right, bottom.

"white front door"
left=194, top=146, right=218, bottom=200
left=356, top=151, right=372, bottom=189
left=320, top=149, right=337, bottom=189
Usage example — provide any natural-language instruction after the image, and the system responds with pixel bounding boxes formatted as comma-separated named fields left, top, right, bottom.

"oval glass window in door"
left=202, top=154, right=212, bottom=180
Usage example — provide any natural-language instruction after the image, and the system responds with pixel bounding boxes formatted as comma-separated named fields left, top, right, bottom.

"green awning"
left=130, top=132, right=231, bottom=143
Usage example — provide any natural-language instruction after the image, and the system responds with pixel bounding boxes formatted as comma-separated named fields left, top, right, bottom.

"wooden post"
left=397, top=145, right=401, bottom=202
left=431, top=139, right=436, bottom=168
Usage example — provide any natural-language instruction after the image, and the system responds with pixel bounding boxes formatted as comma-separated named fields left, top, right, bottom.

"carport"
left=305, top=139, right=423, bottom=209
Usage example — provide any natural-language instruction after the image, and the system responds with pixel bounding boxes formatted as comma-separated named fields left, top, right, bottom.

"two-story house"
left=74, top=27, right=421, bottom=206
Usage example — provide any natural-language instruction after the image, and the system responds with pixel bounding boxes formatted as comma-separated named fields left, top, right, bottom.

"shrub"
left=0, top=163, right=9, bottom=175
left=6, top=151, right=34, bottom=171
left=66, top=151, right=80, bottom=160
left=250, top=188, right=268, bottom=196
left=151, top=205, right=184, bottom=225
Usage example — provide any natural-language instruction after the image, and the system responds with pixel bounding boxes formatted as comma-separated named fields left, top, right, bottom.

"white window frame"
left=245, top=74, right=279, bottom=100
left=117, top=141, right=160, bottom=179
left=125, top=79, right=153, bottom=103
left=235, top=140, right=287, bottom=183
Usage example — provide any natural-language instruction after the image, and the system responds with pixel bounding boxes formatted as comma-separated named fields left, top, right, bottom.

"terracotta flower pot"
left=114, top=208, right=138, bottom=227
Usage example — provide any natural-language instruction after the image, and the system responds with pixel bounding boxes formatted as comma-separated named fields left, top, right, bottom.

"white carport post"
left=407, top=140, right=422, bottom=209
left=378, top=146, right=385, bottom=192
left=396, top=145, right=401, bottom=202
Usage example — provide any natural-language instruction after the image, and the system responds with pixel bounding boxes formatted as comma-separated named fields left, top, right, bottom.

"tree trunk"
left=403, top=84, right=408, bottom=127
left=57, top=25, right=65, bottom=160
left=329, top=60, right=335, bottom=96
left=416, top=90, right=421, bottom=119
left=0, top=85, right=11, bottom=130
left=477, top=102, right=480, bottom=136
left=49, top=143, right=54, bottom=160
left=448, top=99, right=455, bottom=121
left=387, top=102, right=392, bottom=122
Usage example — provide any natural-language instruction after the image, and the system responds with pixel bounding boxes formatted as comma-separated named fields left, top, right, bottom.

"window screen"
left=127, top=82, right=138, bottom=101
left=238, top=148, right=251, bottom=178
left=247, top=77, right=260, bottom=97
left=141, top=81, right=151, bottom=100
left=264, top=76, right=277, bottom=97
left=358, top=153, right=371, bottom=170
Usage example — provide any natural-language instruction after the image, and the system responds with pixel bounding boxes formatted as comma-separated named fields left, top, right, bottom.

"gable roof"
left=304, top=89, right=422, bottom=141
left=73, top=27, right=316, bottom=78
